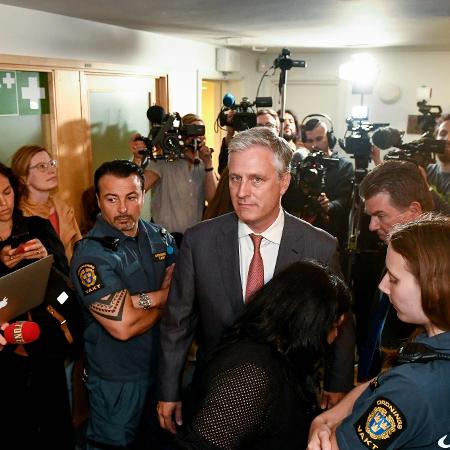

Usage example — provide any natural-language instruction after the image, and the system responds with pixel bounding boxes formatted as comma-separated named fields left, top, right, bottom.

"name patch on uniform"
left=77, top=263, right=104, bottom=295
left=354, top=397, right=406, bottom=450
left=152, top=251, right=166, bottom=262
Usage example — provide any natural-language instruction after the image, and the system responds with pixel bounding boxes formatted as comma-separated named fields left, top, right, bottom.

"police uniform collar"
left=415, top=330, right=450, bottom=355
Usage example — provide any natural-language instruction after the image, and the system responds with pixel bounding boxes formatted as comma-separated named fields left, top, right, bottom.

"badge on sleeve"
left=77, top=263, right=104, bottom=295
left=354, top=397, right=406, bottom=450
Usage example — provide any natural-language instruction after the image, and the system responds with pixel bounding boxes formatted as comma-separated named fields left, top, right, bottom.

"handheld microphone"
left=371, top=127, right=403, bottom=150
left=222, top=93, right=235, bottom=108
left=146, top=105, right=166, bottom=125
left=3, top=321, right=41, bottom=344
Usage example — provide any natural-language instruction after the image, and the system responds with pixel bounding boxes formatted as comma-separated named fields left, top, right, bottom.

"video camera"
left=218, top=93, right=272, bottom=131
left=372, top=126, right=445, bottom=168
left=338, top=107, right=389, bottom=171
left=290, top=151, right=339, bottom=220
left=135, top=105, right=205, bottom=166
left=417, top=100, right=442, bottom=136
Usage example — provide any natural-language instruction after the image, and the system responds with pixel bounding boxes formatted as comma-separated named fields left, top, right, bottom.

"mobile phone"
left=15, top=242, right=28, bottom=254
left=9, top=232, right=31, bottom=250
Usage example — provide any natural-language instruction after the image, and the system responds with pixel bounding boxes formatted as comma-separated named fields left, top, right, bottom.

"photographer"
left=130, top=113, right=218, bottom=246
left=427, top=113, right=450, bottom=204
left=218, top=108, right=281, bottom=174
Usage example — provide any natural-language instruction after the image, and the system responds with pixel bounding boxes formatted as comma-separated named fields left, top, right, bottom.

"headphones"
left=300, top=113, right=337, bottom=149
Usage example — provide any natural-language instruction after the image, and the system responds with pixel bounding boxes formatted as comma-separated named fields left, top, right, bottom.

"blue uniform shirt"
left=70, top=215, right=176, bottom=382
left=337, top=331, right=450, bottom=449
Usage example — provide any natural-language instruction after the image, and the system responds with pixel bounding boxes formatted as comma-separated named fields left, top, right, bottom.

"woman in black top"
left=0, top=162, right=82, bottom=450
left=176, top=260, right=351, bottom=450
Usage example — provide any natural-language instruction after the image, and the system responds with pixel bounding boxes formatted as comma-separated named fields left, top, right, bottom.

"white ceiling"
left=2, top=0, right=450, bottom=52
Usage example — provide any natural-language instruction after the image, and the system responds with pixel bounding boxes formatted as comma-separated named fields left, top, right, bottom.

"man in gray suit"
left=157, top=127, right=355, bottom=433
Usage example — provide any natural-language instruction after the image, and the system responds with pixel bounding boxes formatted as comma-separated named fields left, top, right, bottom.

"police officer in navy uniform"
left=70, top=160, right=177, bottom=450
left=307, top=214, right=450, bottom=450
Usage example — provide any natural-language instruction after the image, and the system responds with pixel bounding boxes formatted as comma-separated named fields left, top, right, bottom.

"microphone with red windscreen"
left=3, top=321, right=41, bottom=344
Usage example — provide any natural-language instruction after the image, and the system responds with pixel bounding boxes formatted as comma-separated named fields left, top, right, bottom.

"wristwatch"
left=138, top=292, right=152, bottom=310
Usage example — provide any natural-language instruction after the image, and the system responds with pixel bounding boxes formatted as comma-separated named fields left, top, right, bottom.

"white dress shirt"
left=238, top=208, right=285, bottom=301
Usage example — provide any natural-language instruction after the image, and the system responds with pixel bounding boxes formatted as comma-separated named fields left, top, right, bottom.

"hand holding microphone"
left=1, top=321, right=41, bottom=346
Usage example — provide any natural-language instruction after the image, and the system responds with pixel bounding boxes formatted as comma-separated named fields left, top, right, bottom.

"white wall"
left=0, top=4, right=259, bottom=115
left=256, top=49, right=450, bottom=142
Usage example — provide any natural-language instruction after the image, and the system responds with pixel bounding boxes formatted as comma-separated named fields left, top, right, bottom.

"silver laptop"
left=0, top=255, right=54, bottom=322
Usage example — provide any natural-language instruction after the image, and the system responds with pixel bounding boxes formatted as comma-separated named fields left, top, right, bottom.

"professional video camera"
left=290, top=151, right=339, bottom=221
left=338, top=107, right=389, bottom=171
left=417, top=100, right=442, bottom=136
left=135, top=105, right=205, bottom=166
left=217, top=93, right=272, bottom=131
left=372, top=126, right=445, bottom=168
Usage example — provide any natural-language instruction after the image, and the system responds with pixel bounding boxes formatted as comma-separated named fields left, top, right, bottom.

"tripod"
left=345, top=167, right=368, bottom=285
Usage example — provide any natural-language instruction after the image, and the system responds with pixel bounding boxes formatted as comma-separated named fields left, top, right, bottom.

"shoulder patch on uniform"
left=77, top=263, right=104, bottom=295
left=354, top=396, right=406, bottom=450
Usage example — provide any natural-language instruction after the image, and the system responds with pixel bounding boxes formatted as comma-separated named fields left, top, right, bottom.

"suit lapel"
left=216, top=213, right=244, bottom=315
left=274, top=212, right=306, bottom=275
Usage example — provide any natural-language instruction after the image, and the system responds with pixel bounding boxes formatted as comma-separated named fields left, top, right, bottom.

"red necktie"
left=245, top=234, right=264, bottom=303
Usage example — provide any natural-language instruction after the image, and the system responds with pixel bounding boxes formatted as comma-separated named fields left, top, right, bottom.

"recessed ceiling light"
left=252, top=46, right=267, bottom=52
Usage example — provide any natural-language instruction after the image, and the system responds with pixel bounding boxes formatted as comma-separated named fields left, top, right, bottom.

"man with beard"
left=427, top=113, right=450, bottom=205
left=71, top=160, right=177, bottom=449
left=277, top=109, right=308, bottom=155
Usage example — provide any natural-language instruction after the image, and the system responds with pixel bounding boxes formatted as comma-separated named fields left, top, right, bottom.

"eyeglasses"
left=257, top=123, right=276, bottom=129
left=29, top=159, right=57, bottom=172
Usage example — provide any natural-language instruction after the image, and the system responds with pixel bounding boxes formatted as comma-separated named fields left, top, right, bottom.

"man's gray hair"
left=228, top=127, right=292, bottom=175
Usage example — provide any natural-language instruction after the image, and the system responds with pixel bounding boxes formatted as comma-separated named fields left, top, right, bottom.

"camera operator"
left=130, top=113, right=218, bottom=246
left=218, top=108, right=281, bottom=174
left=427, top=113, right=450, bottom=205
left=301, top=117, right=354, bottom=246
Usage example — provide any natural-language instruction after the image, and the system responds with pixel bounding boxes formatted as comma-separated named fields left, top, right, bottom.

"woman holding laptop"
left=0, top=162, right=82, bottom=450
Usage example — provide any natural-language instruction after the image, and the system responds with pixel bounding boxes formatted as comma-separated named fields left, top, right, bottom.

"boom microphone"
left=3, top=321, right=41, bottom=344
left=371, top=127, right=403, bottom=150
left=146, top=105, right=166, bottom=125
